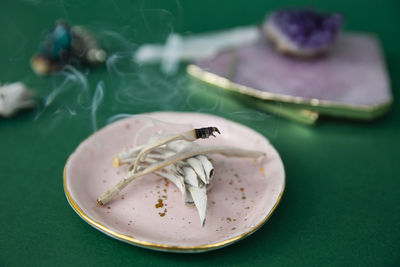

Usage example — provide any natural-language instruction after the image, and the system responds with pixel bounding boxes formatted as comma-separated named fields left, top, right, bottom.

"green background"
left=1, top=0, right=399, bottom=266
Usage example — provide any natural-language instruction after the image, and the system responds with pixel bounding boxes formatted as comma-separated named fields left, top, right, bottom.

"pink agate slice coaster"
left=64, top=112, right=285, bottom=252
left=192, top=32, right=392, bottom=118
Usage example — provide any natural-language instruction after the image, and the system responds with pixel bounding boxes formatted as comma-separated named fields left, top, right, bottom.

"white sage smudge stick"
left=0, top=82, right=36, bottom=117
left=129, top=127, right=221, bottom=174
left=97, top=126, right=265, bottom=226
left=97, top=142, right=265, bottom=206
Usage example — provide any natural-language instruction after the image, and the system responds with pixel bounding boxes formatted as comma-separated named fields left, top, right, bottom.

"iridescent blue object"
left=38, top=22, right=72, bottom=61
left=270, top=8, right=343, bottom=49
left=31, top=21, right=107, bottom=75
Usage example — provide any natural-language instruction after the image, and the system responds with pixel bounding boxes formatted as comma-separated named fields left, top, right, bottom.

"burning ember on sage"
left=97, top=126, right=265, bottom=226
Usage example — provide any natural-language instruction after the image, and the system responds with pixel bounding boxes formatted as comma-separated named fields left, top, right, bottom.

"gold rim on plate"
left=63, top=113, right=286, bottom=252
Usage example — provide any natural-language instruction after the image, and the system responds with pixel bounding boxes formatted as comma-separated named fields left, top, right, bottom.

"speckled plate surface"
left=64, top=112, right=285, bottom=252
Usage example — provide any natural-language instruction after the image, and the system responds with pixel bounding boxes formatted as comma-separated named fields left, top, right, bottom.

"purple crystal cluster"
left=266, top=8, right=343, bottom=55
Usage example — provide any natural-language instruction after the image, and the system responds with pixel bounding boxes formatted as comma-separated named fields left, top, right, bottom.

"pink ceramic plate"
left=64, top=112, right=285, bottom=252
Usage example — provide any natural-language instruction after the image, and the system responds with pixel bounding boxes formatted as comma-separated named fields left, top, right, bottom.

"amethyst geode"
left=264, top=8, right=343, bottom=56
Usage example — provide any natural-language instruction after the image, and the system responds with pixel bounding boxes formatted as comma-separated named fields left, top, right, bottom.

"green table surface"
left=1, top=0, right=399, bottom=266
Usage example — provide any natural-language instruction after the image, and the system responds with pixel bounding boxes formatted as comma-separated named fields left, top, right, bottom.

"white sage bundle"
left=97, top=127, right=265, bottom=226
left=0, top=83, right=35, bottom=117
